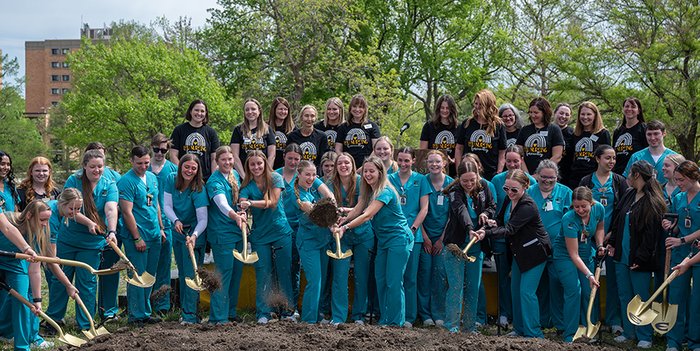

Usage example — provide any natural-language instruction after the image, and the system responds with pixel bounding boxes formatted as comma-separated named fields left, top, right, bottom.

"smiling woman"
left=17, top=157, right=61, bottom=212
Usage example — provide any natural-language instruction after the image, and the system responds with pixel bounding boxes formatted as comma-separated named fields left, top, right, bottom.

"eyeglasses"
left=502, top=186, right=521, bottom=194
left=153, top=147, right=168, bottom=154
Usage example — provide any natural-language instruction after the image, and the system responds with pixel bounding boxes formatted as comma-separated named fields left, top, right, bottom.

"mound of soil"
left=68, top=321, right=621, bottom=351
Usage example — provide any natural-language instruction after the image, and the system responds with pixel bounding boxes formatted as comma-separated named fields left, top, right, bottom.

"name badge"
left=437, top=195, right=445, bottom=206
left=544, top=200, right=554, bottom=211
left=685, top=217, right=692, bottom=229
left=580, top=229, right=589, bottom=242
left=600, top=196, right=608, bottom=207
left=363, top=124, right=373, bottom=129
left=147, top=193, right=154, bottom=207
left=540, top=131, right=548, bottom=136
left=590, top=135, right=599, bottom=142
left=400, top=195, right=407, bottom=206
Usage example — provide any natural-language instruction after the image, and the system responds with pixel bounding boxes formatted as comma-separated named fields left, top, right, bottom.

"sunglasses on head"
left=153, top=147, right=168, bottom=154
left=502, top=186, right=521, bottom=194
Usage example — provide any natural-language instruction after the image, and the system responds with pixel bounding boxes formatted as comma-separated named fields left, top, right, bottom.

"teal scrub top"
left=371, top=186, right=413, bottom=249
left=326, top=175, right=373, bottom=246
left=671, top=192, right=700, bottom=265
left=527, top=182, right=572, bottom=240
left=388, top=171, right=429, bottom=243
left=662, top=183, right=681, bottom=208
left=623, top=147, right=677, bottom=183
left=117, top=169, right=161, bottom=242
left=556, top=202, right=604, bottom=261
left=295, top=185, right=331, bottom=250
left=464, top=195, right=482, bottom=254
left=274, top=168, right=323, bottom=232
left=206, top=170, right=243, bottom=245
left=165, top=172, right=209, bottom=246
left=149, top=160, right=178, bottom=232
left=239, top=172, right=292, bottom=244
left=48, top=200, right=61, bottom=244
left=492, top=171, right=537, bottom=215
left=621, top=213, right=631, bottom=266
left=422, top=174, right=454, bottom=239
left=62, top=174, right=119, bottom=249
left=0, top=181, right=18, bottom=212
left=590, top=175, right=615, bottom=233
left=0, top=209, right=27, bottom=274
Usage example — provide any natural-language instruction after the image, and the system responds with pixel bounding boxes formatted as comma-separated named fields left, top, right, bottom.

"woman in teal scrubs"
left=327, top=153, right=374, bottom=325
left=164, top=154, right=209, bottom=324
left=608, top=161, right=665, bottom=349
left=47, top=150, right=118, bottom=330
left=337, top=156, right=413, bottom=326
left=0, top=151, right=19, bottom=212
left=554, top=187, right=606, bottom=342
left=239, top=151, right=294, bottom=324
left=442, top=162, right=495, bottom=333
left=662, top=160, right=700, bottom=351
left=388, top=147, right=429, bottom=327
left=206, top=146, right=246, bottom=324
left=528, top=159, right=571, bottom=332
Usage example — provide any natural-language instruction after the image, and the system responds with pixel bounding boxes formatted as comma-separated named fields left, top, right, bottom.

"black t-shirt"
left=336, top=121, right=381, bottom=166
left=558, top=126, right=575, bottom=186
left=506, top=128, right=520, bottom=148
left=17, top=187, right=61, bottom=212
left=170, top=122, right=220, bottom=180
left=314, top=121, right=341, bottom=151
left=229, top=125, right=276, bottom=167
left=287, top=128, right=329, bottom=168
left=612, top=122, right=648, bottom=175
left=516, top=124, right=565, bottom=174
left=420, top=122, right=458, bottom=159
left=456, top=120, right=507, bottom=180
left=271, top=126, right=294, bottom=170
left=566, top=129, right=612, bottom=188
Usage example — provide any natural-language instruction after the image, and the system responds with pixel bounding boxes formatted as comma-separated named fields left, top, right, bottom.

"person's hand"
left=478, top=213, right=489, bottom=226
left=135, top=239, right=147, bottom=252
left=31, top=302, right=42, bottom=316
left=606, top=245, right=615, bottom=257
left=486, top=219, right=497, bottom=228
left=161, top=230, right=167, bottom=243
left=432, top=239, right=444, bottom=255
left=106, top=232, right=118, bottom=245
left=422, top=240, right=433, bottom=254
left=630, top=263, right=639, bottom=270
left=66, top=285, right=79, bottom=298
left=299, top=201, right=313, bottom=213
left=588, top=274, right=600, bottom=289
left=666, top=237, right=682, bottom=249
left=87, top=221, right=99, bottom=235
left=234, top=211, right=247, bottom=229
left=596, top=246, right=607, bottom=257
left=661, top=219, right=673, bottom=231
left=186, top=235, right=197, bottom=248
left=333, top=225, right=345, bottom=240
left=673, top=260, right=690, bottom=275
left=173, top=220, right=184, bottom=235
left=469, top=230, right=480, bottom=242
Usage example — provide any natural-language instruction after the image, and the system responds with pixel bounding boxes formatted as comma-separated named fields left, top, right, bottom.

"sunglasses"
left=502, top=186, right=521, bottom=194
left=153, top=147, right=168, bottom=154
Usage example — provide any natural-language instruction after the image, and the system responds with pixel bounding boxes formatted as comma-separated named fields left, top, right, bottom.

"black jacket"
left=608, top=188, right=663, bottom=272
left=443, top=179, right=496, bottom=248
left=579, top=172, right=628, bottom=211
left=485, top=193, right=551, bottom=272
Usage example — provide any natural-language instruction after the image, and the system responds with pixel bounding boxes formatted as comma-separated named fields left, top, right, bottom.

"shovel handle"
left=0, top=250, right=64, bottom=265
left=73, top=294, right=97, bottom=332
left=107, top=240, right=137, bottom=271
left=187, top=244, right=199, bottom=273
left=334, top=229, right=343, bottom=255
left=462, top=236, right=478, bottom=254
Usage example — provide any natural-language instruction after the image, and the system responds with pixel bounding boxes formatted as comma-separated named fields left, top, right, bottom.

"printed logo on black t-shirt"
left=324, top=130, right=337, bottom=148
left=242, top=136, right=266, bottom=154
left=275, top=131, right=287, bottom=149
left=432, top=130, right=456, bottom=153
left=575, top=138, right=594, bottom=161
left=506, top=138, right=517, bottom=147
left=615, top=132, right=633, bottom=156
left=468, top=130, right=493, bottom=152
left=300, top=141, right=318, bottom=161
left=344, top=128, right=368, bottom=148
left=524, top=133, right=548, bottom=156
left=184, top=133, right=207, bottom=155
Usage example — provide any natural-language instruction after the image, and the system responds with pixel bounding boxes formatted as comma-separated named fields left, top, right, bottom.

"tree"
left=55, top=35, right=235, bottom=170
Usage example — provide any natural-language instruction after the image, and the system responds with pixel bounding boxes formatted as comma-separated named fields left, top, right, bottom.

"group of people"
left=1, top=91, right=699, bottom=351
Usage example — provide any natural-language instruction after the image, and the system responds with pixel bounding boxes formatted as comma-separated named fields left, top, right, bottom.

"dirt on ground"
left=66, top=321, right=623, bottom=351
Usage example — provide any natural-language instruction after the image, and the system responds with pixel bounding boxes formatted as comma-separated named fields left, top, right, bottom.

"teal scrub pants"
left=123, top=237, right=161, bottom=322
left=330, top=238, right=373, bottom=323
left=614, top=262, right=652, bottom=342
left=290, top=226, right=300, bottom=312
left=537, top=258, right=564, bottom=330
left=172, top=239, right=204, bottom=323
left=209, top=240, right=243, bottom=324
left=667, top=248, right=700, bottom=350
left=98, top=237, right=121, bottom=319
left=554, top=258, right=596, bottom=342
left=318, top=258, right=332, bottom=318
left=417, top=236, right=446, bottom=322
left=603, top=255, right=622, bottom=327
left=403, top=242, right=421, bottom=323
left=512, top=260, right=546, bottom=338
left=0, top=271, right=31, bottom=351
left=477, top=283, right=487, bottom=325
left=493, top=240, right=513, bottom=320
left=252, top=236, right=294, bottom=319
left=152, top=230, right=172, bottom=313
left=47, top=241, right=100, bottom=330
left=443, top=245, right=483, bottom=332
left=375, top=244, right=410, bottom=326
left=299, top=246, right=329, bottom=323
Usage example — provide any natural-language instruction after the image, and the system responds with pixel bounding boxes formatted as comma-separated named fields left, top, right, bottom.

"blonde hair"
left=242, top=98, right=270, bottom=139
left=574, top=101, right=606, bottom=136
left=331, top=153, right=357, bottom=206
left=468, top=89, right=501, bottom=136
left=323, top=97, right=345, bottom=126
left=215, top=146, right=240, bottom=204
left=242, top=150, right=274, bottom=206
left=7, top=201, right=52, bottom=256
left=293, top=160, right=316, bottom=201
left=358, top=156, right=398, bottom=210
left=372, top=136, right=398, bottom=173
left=427, top=150, right=448, bottom=174
left=297, top=105, right=318, bottom=127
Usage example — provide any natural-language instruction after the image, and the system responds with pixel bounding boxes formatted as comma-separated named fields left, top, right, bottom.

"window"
left=62, top=62, right=69, bottom=68
left=62, top=88, right=70, bottom=94
left=51, top=62, right=60, bottom=68
left=51, top=101, right=59, bottom=107
left=51, top=75, right=59, bottom=82
left=62, top=75, right=70, bottom=81
left=51, top=48, right=59, bottom=55
left=51, top=88, right=60, bottom=95
left=62, top=48, right=70, bottom=55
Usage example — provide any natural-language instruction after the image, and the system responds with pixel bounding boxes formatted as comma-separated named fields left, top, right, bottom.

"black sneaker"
left=145, top=316, right=162, bottom=324
left=229, top=316, right=242, bottom=323
left=102, top=315, right=119, bottom=325
left=39, top=320, right=59, bottom=336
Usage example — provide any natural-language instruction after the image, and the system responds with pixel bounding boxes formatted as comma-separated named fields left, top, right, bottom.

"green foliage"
left=55, top=35, right=235, bottom=170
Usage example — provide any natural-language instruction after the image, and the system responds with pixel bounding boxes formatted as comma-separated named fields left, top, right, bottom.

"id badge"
left=147, top=193, right=154, bottom=207
left=580, top=229, right=588, bottom=243
left=437, top=195, right=445, bottom=206
left=544, top=200, right=553, bottom=211
left=600, top=196, right=608, bottom=207
left=685, top=217, right=692, bottom=229
left=400, top=194, right=407, bottom=206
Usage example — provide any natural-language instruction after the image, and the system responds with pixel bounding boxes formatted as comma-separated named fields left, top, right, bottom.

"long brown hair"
left=268, top=97, right=294, bottom=134
left=19, top=156, right=57, bottom=204
left=444, top=161, right=482, bottom=198
left=215, top=146, right=239, bottom=204
left=467, top=89, right=501, bottom=136
left=6, top=200, right=52, bottom=256
left=242, top=98, right=270, bottom=139
left=80, top=150, right=106, bottom=233
left=242, top=150, right=274, bottom=205
left=293, top=160, right=316, bottom=201
left=331, top=153, right=358, bottom=206
left=175, top=154, right=204, bottom=192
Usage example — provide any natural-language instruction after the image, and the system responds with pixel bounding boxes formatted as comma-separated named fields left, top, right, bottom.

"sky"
left=0, top=0, right=219, bottom=91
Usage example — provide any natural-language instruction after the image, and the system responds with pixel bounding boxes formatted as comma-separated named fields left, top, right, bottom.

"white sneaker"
left=282, top=315, right=297, bottom=322
left=505, top=331, right=519, bottom=337
left=474, top=321, right=483, bottom=328
left=403, top=321, right=413, bottom=328
left=320, top=318, right=331, bottom=324
left=0, top=336, right=13, bottom=343
left=435, top=319, right=445, bottom=327
left=613, top=335, right=629, bottom=343
left=293, top=310, right=300, bottom=319
left=637, top=341, right=652, bottom=349
left=611, top=325, right=623, bottom=335
left=203, top=252, right=215, bottom=264
left=423, top=318, right=435, bottom=326
left=354, top=319, right=365, bottom=325
left=499, top=316, right=509, bottom=327
left=257, top=317, right=269, bottom=325
left=34, top=340, right=54, bottom=349
left=665, top=347, right=679, bottom=351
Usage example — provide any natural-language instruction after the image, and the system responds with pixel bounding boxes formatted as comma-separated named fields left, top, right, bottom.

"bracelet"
left=586, top=272, right=594, bottom=279
left=108, top=230, right=116, bottom=236
left=410, top=226, right=418, bottom=233
left=33, top=297, right=42, bottom=303
left=343, top=224, right=350, bottom=231
left=134, top=237, right=142, bottom=243
left=681, top=237, right=687, bottom=244
left=21, top=245, right=31, bottom=253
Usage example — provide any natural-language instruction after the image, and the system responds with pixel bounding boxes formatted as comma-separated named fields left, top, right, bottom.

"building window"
left=51, top=62, right=60, bottom=68
left=51, top=88, right=60, bottom=95
left=51, top=48, right=59, bottom=55
left=62, top=75, right=70, bottom=81
left=62, top=48, right=70, bottom=55
left=51, top=75, right=59, bottom=82
left=62, top=62, right=69, bottom=68
left=62, top=88, right=70, bottom=94
left=51, top=101, right=59, bottom=107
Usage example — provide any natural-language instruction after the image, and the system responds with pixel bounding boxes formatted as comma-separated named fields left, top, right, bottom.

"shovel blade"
left=586, top=322, right=601, bottom=339
left=651, top=302, right=678, bottom=334
left=185, top=277, right=205, bottom=291
left=573, top=325, right=586, bottom=341
left=126, top=272, right=156, bottom=288
left=82, top=329, right=96, bottom=340
left=340, top=249, right=353, bottom=259
left=627, top=295, right=658, bottom=326
left=95, top=326, right=110, bottom=336
left=59, top=333, right=88, bottom=347
left=243, top=252, right=259, bottom=264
